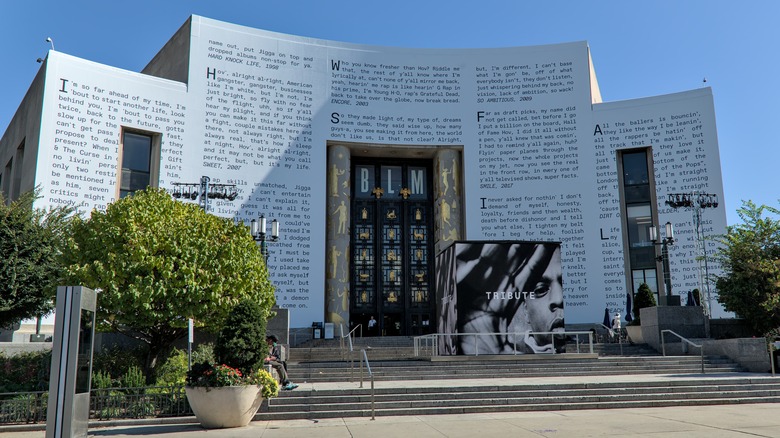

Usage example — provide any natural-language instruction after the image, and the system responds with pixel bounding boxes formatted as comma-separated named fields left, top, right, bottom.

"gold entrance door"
left=350, top=161, right=434, bottom=336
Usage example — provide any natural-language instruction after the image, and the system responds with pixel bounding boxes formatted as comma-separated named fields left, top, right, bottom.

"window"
left=119, top=131, right=159, bottom=198
left=11, top=142, right=24, bottom=201
left=2, top=158, right=12, bottom=204
left=632, top=269, right=659, bottom=303
left=618, top=148, right=658, bottom=295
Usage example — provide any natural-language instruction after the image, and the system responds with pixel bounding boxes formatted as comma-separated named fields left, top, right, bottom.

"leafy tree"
left=713, top=201, right=780, bottom=335
left=215, top=298, right=267, bottom=375
left=62, top=188, right=275, bottom=378
left=632, top=282, right=656, bottom=324
left=0, top=189, right=74, bottom=328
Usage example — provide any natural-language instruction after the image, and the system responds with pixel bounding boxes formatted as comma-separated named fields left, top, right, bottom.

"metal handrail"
left=339, top=323, right=362, bottom=353
left=661, top=329, right=705, bottom=374
left=598, top=324, right=624, bottom=354
left=413, top=330, right=596, bottom=357
left=360, top=349, right=375, bottom=420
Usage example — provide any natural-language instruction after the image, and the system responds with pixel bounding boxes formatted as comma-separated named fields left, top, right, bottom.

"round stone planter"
left=625, top=325, right=644, bottom=344
left=185, top=385, right=263, bottom=428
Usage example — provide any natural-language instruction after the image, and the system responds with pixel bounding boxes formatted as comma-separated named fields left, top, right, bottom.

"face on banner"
left=453, top=242, right=564, bottom=354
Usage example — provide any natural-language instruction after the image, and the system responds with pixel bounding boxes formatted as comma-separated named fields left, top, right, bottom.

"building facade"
left=0, top=16, right=728, bottom=333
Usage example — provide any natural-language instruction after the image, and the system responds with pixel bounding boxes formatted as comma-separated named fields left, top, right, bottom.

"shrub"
left=254, top=369, right=279, bottom=399
left=214, top=298, right=267, bottom=375
left=0, top=350, right=51, bottom=392
left=92, top=370, right=114, bottom=389
left=121, top=365, right=146, bottom=389
left=632, top=282, right=657, bottom=324
left=154, top=344, right=215, bottom=387
left=92, top=345, right=145, bottom=382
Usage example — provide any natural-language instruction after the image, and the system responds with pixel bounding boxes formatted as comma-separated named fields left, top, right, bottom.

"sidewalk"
left=6, top=373, right=780, bottom=437
left=9, top=403, right=780, bottom=437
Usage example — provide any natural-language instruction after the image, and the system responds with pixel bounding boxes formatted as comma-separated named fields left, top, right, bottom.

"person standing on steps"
left=367, top=315, right=377, bottom=336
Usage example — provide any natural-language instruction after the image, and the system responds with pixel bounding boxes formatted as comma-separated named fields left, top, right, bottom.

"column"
left=434, top=149, right=462, bottom=254
left=325, top=145, right=351, bottom=331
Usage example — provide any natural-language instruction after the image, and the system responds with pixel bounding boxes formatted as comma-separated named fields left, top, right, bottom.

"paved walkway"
left=6, top=373, right=780, bottom=437
left=8, top=404, right=780, bottom=437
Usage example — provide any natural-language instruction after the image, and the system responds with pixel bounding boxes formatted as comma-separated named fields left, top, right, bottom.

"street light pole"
left=649, top=221, right=675, bottom=305
left=171, top=176, right=238, bottom=212
left=665, top=192, right=719, bottom=317
left=251, top=215, right=280, bottom=262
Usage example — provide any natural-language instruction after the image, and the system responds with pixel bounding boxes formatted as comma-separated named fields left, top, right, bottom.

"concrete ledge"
left=701, top=338, right=771, bottom=373
left=640, top=306, right=707, bottom=351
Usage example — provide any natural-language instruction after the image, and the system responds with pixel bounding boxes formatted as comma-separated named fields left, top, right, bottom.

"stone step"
left=285, top=356, right=744, bottom=382
left=256, top=378, right=780, bottom=420
left=289, top=341, right=661, bottom=362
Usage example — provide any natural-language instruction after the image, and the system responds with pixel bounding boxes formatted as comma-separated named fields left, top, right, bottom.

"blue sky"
left=2, top=1, right=778, bottom=225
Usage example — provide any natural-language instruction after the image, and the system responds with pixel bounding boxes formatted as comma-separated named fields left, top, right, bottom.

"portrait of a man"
left=436, top=241, right=564, bottom=355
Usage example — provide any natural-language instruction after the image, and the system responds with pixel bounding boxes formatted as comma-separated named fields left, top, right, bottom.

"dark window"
left=619, top=149, right=657, bottom=294
left=120, top=132, right=153, bottom=198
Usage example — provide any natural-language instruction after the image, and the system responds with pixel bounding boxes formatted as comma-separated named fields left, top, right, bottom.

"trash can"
left=311, top=322, right=323, bottom=340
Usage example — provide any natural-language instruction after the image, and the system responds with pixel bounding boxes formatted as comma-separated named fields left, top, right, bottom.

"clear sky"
left=2, top=1, right=777, bottom=225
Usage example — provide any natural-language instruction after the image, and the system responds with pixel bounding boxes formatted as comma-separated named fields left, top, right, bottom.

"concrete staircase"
left=256, top=336, right=780, bottom=421
left=259, top=376, right=780, bottom=420
left=286, top=356, right=745, bottom=383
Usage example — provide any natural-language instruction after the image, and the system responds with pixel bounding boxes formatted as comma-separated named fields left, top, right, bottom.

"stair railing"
left=359, top=348, right=376, bottom=420
left=414, top=334, right=438, bottom=357
left=413, top=331, right=595, bottom=356
left=599, top=324, right=623, bottom=355
left=340, top=323, right=362, bottom=381
left=661, top=329, right=704, bottom=374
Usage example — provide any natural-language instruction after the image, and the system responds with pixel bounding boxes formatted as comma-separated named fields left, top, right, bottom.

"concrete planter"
left=625, top=325, right=644, bottom=344
left=185, top=385, right=263, bottom=428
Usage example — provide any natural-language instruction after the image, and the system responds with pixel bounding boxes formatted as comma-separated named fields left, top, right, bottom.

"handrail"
left=339, top=323, right=363, bottom=364
left=661, top=329, right=704, bottom=374
left=360, top=349, right=375, bottom=420
left=413, top=330, right=596, bottom=357
left=598, top=324, right=623, bottom=354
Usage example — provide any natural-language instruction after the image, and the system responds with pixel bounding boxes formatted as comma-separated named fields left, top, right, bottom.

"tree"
left=215, top=298, right=267, bottom=375
left=62, top=188, right=275, bottom=378
left=0, top=190, right=74, bottom=328
left=632, top=282, right=656, bottom=325
left=713, top=201, right=780, bottom=335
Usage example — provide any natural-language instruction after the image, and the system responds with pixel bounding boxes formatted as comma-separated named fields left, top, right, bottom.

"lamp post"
left=251, top=215, right=280, bottom=262
left=649, top=221, right=675, bottom=305
left=665, top=192, right=719, bottom=317
left=171, top=175, right=238, bottom=212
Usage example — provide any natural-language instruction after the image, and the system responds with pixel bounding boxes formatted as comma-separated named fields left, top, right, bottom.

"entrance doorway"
left=350, top=160, right=435, bottom=336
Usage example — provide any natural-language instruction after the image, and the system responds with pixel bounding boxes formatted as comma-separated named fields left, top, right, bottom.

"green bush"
left=214, top=298, right=267, bottom=375
left=191, top=343, right=215, bottom=365
left=91, top=369, right=114, bottom=389
left=633, top=282, right=657, bottom=324
left=154, top=344, right=215, bottom=387
left=0, top=350, right=51, bottom=392
left=121, top=365, right=146, bottom=389
left=92, top=345, right=145, bottom=382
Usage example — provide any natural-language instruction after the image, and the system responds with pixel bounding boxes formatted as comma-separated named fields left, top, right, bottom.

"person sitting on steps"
left=265, top=334, right=298, bottom=390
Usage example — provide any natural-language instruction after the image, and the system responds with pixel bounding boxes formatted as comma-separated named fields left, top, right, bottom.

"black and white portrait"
left=437, top=241, right=564, bottom=355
